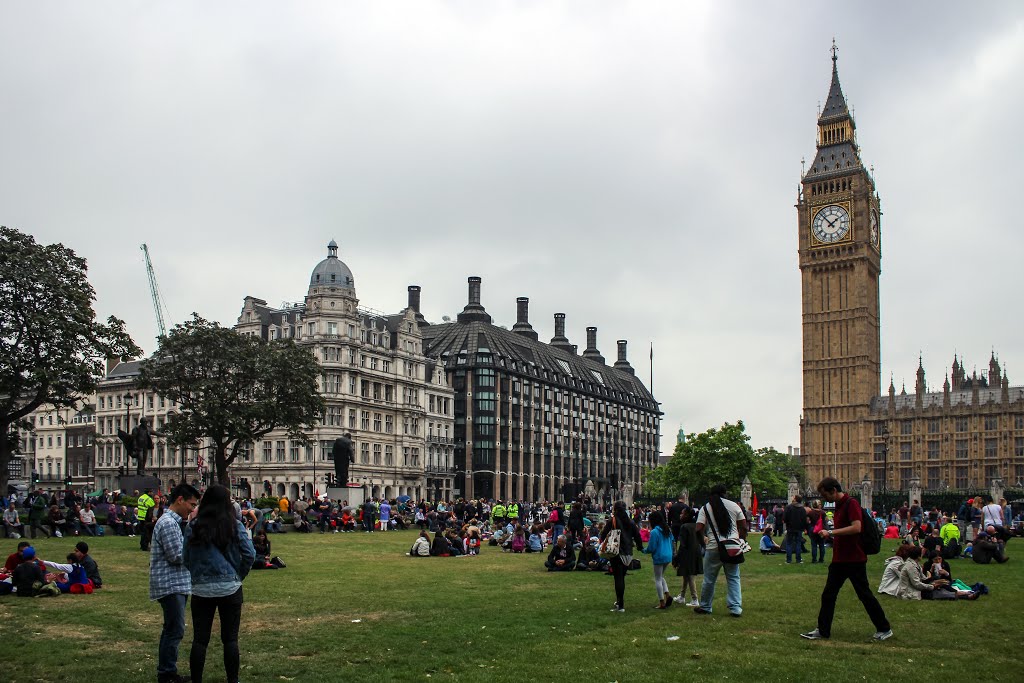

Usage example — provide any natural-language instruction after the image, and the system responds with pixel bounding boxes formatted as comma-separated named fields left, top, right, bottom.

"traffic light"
left=64, top=476, right=72, bottom=489
left=32, top=471, right=39, bottom=485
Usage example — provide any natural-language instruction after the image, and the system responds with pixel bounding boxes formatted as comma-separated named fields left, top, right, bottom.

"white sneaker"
left=673, top=595, right=686, bottom=604
left=800, top=628, right=827, bottom=640
left=686, top=600, right=700, bottom=607
left=872, top=630, right=894, bottom=641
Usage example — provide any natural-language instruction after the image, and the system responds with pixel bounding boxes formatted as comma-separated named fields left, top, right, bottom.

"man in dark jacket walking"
left=784, top=496, right=808, bottom=564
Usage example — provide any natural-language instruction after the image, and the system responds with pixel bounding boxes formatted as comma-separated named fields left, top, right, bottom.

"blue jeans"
left=786, top=530, right=803, bottom=562
left=811, top=535, right=827, bottom=562
left=699, top=548, right=742, bottom=615
left=552, top=524, right=565, bottom=542
left=158, top=593, right=188, bottom=675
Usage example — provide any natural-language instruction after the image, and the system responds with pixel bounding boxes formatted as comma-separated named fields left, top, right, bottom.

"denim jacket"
left=183, top=520, right=256, bottom=587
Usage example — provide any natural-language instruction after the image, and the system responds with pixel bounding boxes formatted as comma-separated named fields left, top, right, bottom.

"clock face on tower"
left=870, top=210, right=879, bottom=248
left=811, top=205, right=851, bottom=244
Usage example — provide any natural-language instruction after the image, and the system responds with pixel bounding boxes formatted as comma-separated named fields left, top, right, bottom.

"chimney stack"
left=582, top=326, right=606, bottom=364
left=550, top=313, right=574, bottom=353
left=512, top=297, right=538, bottom=340
left=457, top=276, right=492, bottom=323
left=407, top=285, right=428, bottom=327
left=613, top=340, right=635, bottom=375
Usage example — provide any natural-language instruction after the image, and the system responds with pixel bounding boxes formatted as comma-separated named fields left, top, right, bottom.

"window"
left=927, top=466, right=940, bottom=489
left=927, top=440, right=939, bottom=460
left=900, top=442, right=912, bottom=461
left=899, top=467, right=912, bottom=488
left=984, top=416, right=998, bottom=431
left=927, top=419, right=939, bottom=434
left=385, top=415, right=393, bottom=433
left=385, top=445, right=393, bottom=465
left=99, top=396, right=105, bottom=410
left=955, top=417, right=968, bottom=432
left=348, top=410, right=356, bottom=429
left=373, top=443, right=382, bottom=465
left=985, top=465, right=1000, bottom=481
left=955, top=466, right=968, bottom=488
left=955, top=439, right=968, bottom=459
left=373, top=413, right=382, bottom=432
left=1016, top=415, right=1024, bottom=430
left=1016, top=437, right=1024, bottom=457
left=361, top=411, right=370, bottom=430
left=874, top=422, right=885, bottom=436
left=360, top=442, right=369, bottom=464
left=873, top=443, right=885, bottom=462
left=349, top=376, right=356, bottom=394
left=985, top=438, right=998, bottom=459
left=276, top=441, right=285, bottom=462
left=263, top=442, right=272, bottom=463
left=900, top=421, right=913, bottom=435
left=328, top=322, right=338, bottom=336
left=381, top=360, right=391, bottom=373
left=307, top=322, right=316, bottom=336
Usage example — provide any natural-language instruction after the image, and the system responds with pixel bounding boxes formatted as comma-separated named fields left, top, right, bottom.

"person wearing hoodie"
left=643, top=510, right=675, bottom=609
left=877, top=545, right=909, bottom=597
left=409, top=530, right=431, bottom=557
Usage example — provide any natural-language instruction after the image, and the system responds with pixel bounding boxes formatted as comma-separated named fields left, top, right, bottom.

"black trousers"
left=610, top=557, right=628, bottom=608
left=817, top=562, right=890, bottom=637
left=190, top=587, right=243, bottom=683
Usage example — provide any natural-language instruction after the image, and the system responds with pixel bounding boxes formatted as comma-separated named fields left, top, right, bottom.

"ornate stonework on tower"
left=798, top=45, right=883, bottom=486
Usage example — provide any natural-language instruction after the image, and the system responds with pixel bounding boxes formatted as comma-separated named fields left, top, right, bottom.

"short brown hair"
left=816, top=477, right=842, bottom=494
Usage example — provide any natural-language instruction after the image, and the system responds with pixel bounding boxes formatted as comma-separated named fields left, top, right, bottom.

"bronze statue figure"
left=332, top=433, right=355, bottom=486
left=118, top=417, right=156, bottom=475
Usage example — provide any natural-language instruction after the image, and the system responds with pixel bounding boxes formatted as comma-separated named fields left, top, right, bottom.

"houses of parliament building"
left=798, top=49, right=1024, bottom=492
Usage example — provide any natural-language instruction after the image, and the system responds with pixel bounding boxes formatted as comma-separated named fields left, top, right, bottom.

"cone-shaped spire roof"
left=819, top=41, right=851, bottom=123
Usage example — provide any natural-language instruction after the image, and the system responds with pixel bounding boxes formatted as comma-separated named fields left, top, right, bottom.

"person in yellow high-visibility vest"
left=137, top=489, right=156, bottom=551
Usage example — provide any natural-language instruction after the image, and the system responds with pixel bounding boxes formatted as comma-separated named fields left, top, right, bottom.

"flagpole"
left=649, top=342, right=654, bottom=394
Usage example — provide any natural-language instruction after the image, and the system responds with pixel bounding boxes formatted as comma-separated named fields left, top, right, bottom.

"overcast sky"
left=2, top=2, right=1022, bottom=456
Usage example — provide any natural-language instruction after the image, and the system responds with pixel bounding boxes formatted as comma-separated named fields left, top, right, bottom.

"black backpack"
left=840, top=497, right=881, bottom=555
left=859, top=506, right=881, bottom=555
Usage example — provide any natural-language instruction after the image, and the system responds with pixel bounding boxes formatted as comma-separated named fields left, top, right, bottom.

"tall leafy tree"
left=0, top=226, right=141, bottom=493
left=137, top=315, right=325, bottom=485
left=663, top=421, right=755, bottom=497
left=749, top=446, right=806, bottom=499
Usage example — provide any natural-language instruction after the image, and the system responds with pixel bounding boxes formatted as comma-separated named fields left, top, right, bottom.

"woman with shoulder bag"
left=184, top=485, right=257, bottom=683
left=600, top=500, right=644, bottom=613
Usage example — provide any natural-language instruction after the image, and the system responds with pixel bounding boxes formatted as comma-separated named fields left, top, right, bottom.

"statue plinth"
left=119, top=474, right=161, bottom=495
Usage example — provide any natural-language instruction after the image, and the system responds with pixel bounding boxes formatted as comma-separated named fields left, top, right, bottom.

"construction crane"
left=140, top=243, right=171, bottom=338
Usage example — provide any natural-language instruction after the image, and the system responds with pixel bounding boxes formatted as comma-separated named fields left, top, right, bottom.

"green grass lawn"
left=1, top=531, right=1020, bottom=683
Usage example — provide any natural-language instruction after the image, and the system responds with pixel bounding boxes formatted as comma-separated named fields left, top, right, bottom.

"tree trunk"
left=215, top=441, right=231, bottom=487
left=0, top=419, right=12, bottom=496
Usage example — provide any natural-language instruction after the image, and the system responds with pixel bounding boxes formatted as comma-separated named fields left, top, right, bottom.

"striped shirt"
left=149, top=509, right=191, bottom=600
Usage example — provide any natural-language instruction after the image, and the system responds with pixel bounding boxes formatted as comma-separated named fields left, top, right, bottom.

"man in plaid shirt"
left=150, top=483, right=200, bottom=683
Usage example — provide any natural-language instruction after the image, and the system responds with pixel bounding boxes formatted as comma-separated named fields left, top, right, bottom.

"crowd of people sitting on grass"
left=1, top=540, right=103, bottom=597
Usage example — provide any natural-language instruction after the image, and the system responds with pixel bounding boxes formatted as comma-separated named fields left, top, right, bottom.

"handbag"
left=705, top=504, right=747, bottom=565
left=599, top=517, right=621, bottom=559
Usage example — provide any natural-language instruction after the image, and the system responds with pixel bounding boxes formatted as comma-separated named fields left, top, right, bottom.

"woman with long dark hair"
left=694, top=484, right=747, bottom=617
left=672, top=506, right=703, bottom=606
left=600, top=500, right=644, bottom=613
left=183, top=485, right=256, bottom=683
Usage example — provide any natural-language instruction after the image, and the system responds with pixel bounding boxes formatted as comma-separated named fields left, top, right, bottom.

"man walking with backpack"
left=801, top=477, right=891, bottom=642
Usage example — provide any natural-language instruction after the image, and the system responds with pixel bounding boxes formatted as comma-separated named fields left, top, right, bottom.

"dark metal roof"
left=422, top=320, right=659, bottom=412
left=105, top=361, right=144, bottom=379
left=819, top=57, right=850, bottom=123
left=803, top=142, right=863, bottom=181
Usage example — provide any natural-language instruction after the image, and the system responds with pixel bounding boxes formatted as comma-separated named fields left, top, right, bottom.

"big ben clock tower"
left=798, top=45, right=882, bottom=487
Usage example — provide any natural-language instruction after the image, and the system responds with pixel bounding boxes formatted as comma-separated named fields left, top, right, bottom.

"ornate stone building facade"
left=233, top=241, right=454, bottom=501
left=798, top=49, right=1024, bottom=490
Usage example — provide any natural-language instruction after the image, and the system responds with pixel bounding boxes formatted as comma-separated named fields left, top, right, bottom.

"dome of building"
left=309, top=240, right=355, bottom=290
